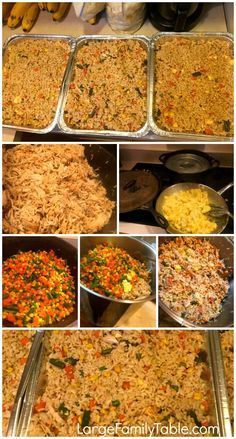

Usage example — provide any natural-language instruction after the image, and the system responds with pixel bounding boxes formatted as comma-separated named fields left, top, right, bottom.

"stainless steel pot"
left=80, top=236, right=156, bottom=304
left=158, top=236, right=234, bottom=328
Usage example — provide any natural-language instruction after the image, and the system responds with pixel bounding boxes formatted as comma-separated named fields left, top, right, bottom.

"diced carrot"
left=204, top=127, right=213, bottom=135
left=159, top=385, right=167, bottom=391
left=65, top=364, right=74, bottom=380
left=140, top=334, right=145, bottom=343
left=72, top=416, right=78, bottom=425
left=6, top=313, right=16, bottom=324
left=89, top=399, right=96, bottom=410
left=20, top=357, right=27, bottom=365
left=122, top=381, right=131, bottom=390
left=20, top=336, right=30, bottom=346
left=34, top=400, right=46, bottom=413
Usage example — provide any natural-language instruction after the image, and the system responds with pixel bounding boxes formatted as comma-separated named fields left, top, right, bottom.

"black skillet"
left=120, top=170, right=168, bottom=228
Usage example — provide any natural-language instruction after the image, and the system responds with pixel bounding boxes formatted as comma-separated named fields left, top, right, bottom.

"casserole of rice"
left=10, top=330, right=217, bottom=437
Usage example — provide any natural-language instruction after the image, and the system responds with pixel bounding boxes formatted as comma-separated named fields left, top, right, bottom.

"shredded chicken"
left=3, top=144, right=115, bottom=234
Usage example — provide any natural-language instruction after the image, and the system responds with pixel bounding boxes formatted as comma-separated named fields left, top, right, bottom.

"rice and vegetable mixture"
left=3, top=250, right=75, bottom=327
left=3, top=39, right=70, bottom=128
left=154, top=37, right=233, bottom=137
left=220, top=331, right=234, bottom=424
left=80, top=243, right=151, bottom=300
left=3, top=144, right=115, bottom=234
left=27, top=330, right=215, bottom=436
left=2, top=330, right=35, bottom=434
left=159, top=237, right=229, bottom=324
left=64, top=40, right=147, bottom=131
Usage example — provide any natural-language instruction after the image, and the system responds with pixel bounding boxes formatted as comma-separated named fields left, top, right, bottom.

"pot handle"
left=159, top=153, right=169, bottom=163
left=209, top=156, right=219, bottom=168
left=217, top=182, right=234, bottom=196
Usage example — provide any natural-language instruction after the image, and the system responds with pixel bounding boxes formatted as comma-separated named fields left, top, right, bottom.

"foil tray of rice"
left=150, top=32, right=234, bottom=141
left=2, top=34, right=75, bottom=133
left=2, top=330, right=232, bottom=437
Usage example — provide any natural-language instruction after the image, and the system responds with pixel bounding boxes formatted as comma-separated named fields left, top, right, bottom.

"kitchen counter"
left=2, top=2, right=229, bottom=141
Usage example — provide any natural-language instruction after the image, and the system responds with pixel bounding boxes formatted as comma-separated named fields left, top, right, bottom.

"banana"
left=87, top=17, right=98, bottom=25
left=47, top=2, right=59, bottom=13
left=52, top=2, right=70, bottom=21
left=3, top=3, right=13, bottom=24
left=7, top=3, right=32, bottom=28
left=38, top=2, right=47, bottom=10
left=22, top=3, right=39, bottom=32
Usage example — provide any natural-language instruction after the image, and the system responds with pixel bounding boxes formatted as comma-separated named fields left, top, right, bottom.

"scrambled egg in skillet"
left=162, top=188, right=217, bottom=234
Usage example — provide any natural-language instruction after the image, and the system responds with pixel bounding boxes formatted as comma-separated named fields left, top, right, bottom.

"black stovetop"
left=120, top=163, right=234, bottom=234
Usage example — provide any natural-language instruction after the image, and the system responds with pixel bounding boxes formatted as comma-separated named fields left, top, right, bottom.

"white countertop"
left=3, top=2, right=228, bottom=141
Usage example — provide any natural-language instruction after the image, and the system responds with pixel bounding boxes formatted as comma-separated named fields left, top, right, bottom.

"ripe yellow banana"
left=22, top=3, right=39, bottom=32
left=47, top=2, right=59, bottom=13
left=52, top=2, right=70, bottom=21
left=3, top=3, right=13, bottom=24
left=87, top=17, right=98, bottom=25
left=38, top=2, right=47, bottom=10
left=7, top=3, right=32, bottom=28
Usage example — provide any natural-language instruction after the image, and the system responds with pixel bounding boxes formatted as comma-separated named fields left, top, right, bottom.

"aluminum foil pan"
left=8, top=330, right=231, bottom=437
left=149, top=32, right=234, bottom=142
left=158, top=236, right=234, bottom=328
left=59, top=34, right=150, bottom=138
left=2, top=34, right=76, bottom=134
left=207, top=331, right=232, bottom=437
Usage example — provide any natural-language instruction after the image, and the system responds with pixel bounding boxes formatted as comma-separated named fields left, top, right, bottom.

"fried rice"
left=21, top=330, right=217, bottom=437
left=159, top=237, right=229, bottom=324
left=64, top=39, right=147, bottom=132
left=3, top=39, right=70, bottom=129
left=154, top=37, right=233, bottom=137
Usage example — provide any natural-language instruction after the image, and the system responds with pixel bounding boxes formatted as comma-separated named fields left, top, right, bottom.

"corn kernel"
left=194, top=392, right=201, bottom=401
left=89, top=375, right=98, bottom=381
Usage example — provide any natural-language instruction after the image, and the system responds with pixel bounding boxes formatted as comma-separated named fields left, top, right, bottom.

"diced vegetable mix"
left=3, top=250, right=75, bottom=327
left=80, top=243, right=151, bottom=300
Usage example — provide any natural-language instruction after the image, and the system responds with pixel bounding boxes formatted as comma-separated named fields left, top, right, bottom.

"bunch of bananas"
left=3, top=2, right=71, bottom=32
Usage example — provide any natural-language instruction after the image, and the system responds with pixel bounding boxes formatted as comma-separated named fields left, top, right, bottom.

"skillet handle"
left=209, top=156, right=219, bottom=168
left=159, top=153, right=169, bottom=163
left=217, top=182, right=234, bottom=196
left=149, top=206, right=169, bottom=229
